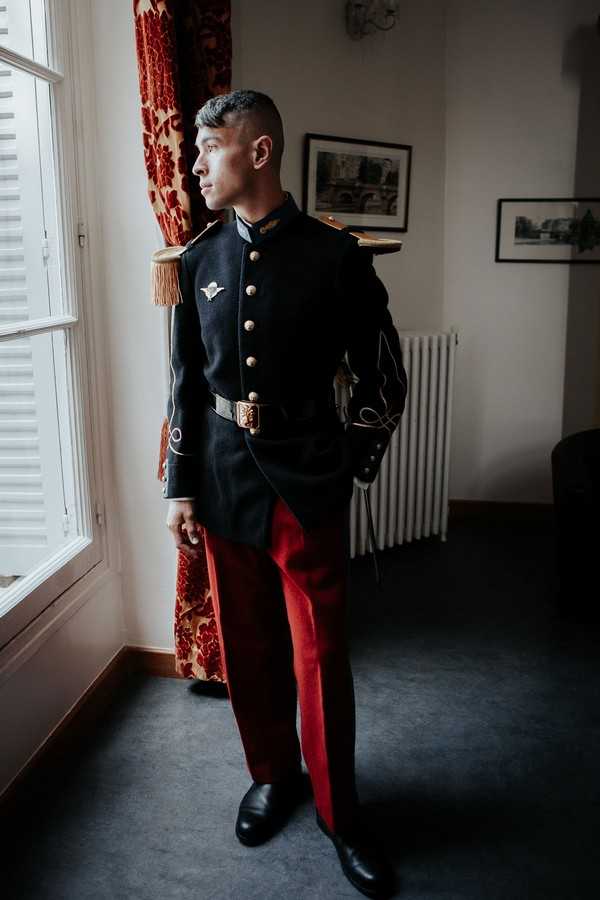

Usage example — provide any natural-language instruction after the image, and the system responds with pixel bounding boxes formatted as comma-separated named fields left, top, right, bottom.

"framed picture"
left=495, top=198, right=600, bottom=263
left=302, top=132, right=412, bottom=232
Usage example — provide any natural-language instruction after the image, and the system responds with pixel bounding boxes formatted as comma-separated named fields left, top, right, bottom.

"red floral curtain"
left=133, top=0, right=231, bottom=682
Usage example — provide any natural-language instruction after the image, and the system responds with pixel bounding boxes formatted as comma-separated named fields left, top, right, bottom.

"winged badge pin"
left=201, top=281, right=225, bottom=301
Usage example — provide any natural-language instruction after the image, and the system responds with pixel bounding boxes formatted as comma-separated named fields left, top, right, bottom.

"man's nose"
left=192, top=154, right=206, bottom=177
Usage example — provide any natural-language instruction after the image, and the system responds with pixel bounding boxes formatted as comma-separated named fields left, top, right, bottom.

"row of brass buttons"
left=245, top=248, right=260, bottom=431
left=164, top=247, right=264, bottom=492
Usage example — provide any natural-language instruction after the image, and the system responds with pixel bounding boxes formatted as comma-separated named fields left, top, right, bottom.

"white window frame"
left=0, top=0, right=109, bottom=648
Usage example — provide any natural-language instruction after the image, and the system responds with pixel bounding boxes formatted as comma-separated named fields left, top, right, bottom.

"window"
left=0, top=0, right=103, bottom=646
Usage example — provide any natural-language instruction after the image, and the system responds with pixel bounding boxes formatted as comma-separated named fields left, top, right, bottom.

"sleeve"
left=162, top=250, right=208, bottom=500
left=338, top=237, right=408, bottom=485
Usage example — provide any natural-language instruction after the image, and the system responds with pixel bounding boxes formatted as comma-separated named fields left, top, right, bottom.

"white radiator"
left=335, top=329, right=458, bottom=559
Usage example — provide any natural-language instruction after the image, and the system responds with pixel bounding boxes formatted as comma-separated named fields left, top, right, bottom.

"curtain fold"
left=133, top=0, right=232, bottom=682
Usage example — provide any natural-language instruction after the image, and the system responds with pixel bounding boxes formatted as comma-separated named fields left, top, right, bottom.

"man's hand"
left=166, top=500, right=203, bottom=559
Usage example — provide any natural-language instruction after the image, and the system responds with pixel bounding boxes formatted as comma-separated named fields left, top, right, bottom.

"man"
left=163, top=89, right=407, bottom=898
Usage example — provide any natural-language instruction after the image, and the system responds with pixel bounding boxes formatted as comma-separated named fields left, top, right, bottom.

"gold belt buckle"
left=235, top=400, right=261, bottom=433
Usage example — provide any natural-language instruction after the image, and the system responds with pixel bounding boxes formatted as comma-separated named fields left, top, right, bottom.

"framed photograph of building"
left=302, top=132, right=412, bottom=232
left=495, top=198, right=600, bottom=263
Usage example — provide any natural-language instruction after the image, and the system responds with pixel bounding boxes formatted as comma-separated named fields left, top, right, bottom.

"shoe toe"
left=235, top=810, right=268, bottom=845
left=342, top=845, right=395, bottom=897
left=316, top=811, right=396, bottom=898
left=235, top=775, right=306, bottom=846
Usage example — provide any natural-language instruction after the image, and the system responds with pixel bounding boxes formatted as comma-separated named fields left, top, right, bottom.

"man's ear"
left=252, top=134, right=272, bottom=169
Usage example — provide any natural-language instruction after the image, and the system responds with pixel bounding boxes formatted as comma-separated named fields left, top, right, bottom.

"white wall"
left=562, top=12, right=600, bottom=434
left=444, top=0, right=600, bottom=503
left=90, top=0, right=174, bottom=650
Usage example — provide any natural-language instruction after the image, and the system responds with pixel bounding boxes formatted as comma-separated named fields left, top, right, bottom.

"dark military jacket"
left=162, top=190, right=408, bottom=548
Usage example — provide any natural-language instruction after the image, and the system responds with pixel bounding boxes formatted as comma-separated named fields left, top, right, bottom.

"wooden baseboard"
left=127, top=646, right=183, bottom=678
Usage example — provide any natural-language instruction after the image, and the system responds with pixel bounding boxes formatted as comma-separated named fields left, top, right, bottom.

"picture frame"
left=302, top=132, right=412, bottom=232
left=495, top=197, right=600, bottom=263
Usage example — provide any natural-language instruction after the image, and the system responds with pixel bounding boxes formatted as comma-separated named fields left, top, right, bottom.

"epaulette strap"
left=183, top=218, right=221, bottom=251
left=150, top=219, right=222, bottom=307
left=318, top=214, right=402, bottom=255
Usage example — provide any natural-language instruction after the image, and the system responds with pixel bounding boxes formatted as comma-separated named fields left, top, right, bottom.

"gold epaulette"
left=318, top=214, right=402, bottom=255
left=150, top=219, right=221, bottom=306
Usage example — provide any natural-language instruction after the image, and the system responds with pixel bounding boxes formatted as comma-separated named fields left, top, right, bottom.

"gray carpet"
left=4, top=514, right=600, bottom=899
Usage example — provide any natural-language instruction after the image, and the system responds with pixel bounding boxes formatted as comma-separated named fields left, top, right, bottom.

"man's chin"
left=204, top=194, right=226, bottom=212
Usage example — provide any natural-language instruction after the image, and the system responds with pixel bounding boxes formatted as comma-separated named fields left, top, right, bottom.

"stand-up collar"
left=235, top=191, right=301, bottom=245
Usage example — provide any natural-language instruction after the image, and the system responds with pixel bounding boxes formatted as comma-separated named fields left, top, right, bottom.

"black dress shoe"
left=235, top=770, right=308, bottom=846
left=316, top=809, right=396, bottom=898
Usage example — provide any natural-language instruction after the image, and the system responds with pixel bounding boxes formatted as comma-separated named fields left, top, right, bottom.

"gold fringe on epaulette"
left=150, top=245, right=187, bottom=306
left=151, top=255, right=183, bottom=306
left=150, top=222, right=222, bottom=305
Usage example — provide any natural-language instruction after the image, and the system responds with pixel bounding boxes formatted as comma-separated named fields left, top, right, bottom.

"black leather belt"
left=207, top=390, right=337, bottom=437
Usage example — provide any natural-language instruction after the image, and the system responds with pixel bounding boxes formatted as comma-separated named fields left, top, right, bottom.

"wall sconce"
left=345, top=0, right=399, bottom=40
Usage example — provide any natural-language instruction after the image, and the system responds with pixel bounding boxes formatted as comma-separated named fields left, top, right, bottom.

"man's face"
left=192, top=119, right=254, bottom=210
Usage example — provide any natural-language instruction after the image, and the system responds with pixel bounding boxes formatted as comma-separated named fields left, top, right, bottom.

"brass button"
left=249, top=427, right=260, bottom=435
left=249, top=250, right=260, bottom=261
left=245, top=284, right=257, bottom=296
left=248, top=391, right=259, bottom=401
left=246, top=356, right=257, bottom=367
left=244, top=320, right=255, bottom=331
left=376, top=442, right=383, bottom=449
left=363, top=466, right=370, bottom=474
left=162, top=475, right=167, bottom=482
left=370, top=455, right=376, bottom=461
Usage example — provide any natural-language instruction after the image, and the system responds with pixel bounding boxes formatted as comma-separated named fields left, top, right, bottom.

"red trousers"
left=201, top=494, right=360, bottom=834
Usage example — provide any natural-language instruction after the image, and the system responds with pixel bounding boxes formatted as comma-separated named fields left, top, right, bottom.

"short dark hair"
left=195, top=90, right=284, bottom=172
